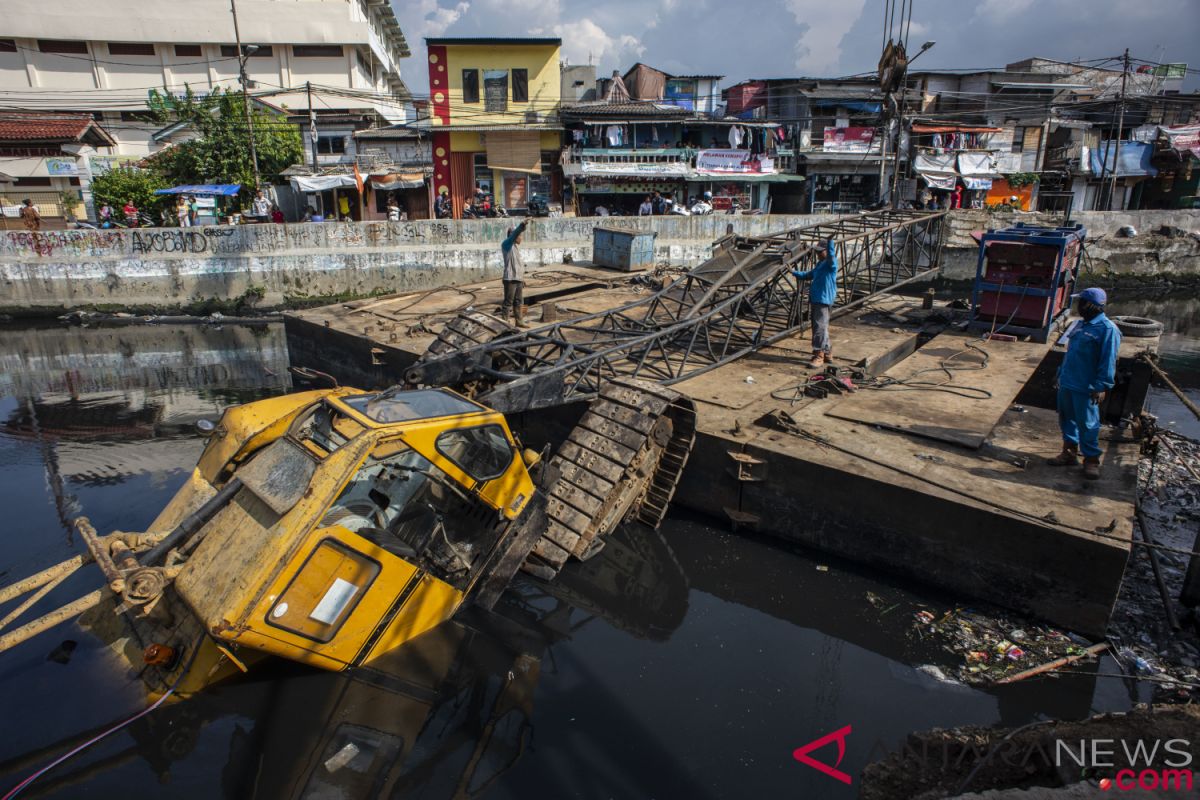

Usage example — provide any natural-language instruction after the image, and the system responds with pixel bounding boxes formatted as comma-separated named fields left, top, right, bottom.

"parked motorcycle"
left=527, top=193, right=551, bottom=217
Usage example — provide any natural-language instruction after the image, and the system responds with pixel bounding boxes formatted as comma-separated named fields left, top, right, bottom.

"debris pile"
left=907, top=430, right=1200, bottom=697
left=909, top=606, right=1100, bottom=685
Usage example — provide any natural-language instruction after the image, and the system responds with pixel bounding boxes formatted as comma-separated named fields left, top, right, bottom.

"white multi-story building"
left=0, top=0, right=413, bottom=218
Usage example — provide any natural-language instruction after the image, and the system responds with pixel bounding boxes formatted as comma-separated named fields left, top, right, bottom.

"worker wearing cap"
left=793, top=238, right=839, bottom=368
left=1048, top=287, right=1121, bottom=480
left=501, top=220, right=531, bottom=328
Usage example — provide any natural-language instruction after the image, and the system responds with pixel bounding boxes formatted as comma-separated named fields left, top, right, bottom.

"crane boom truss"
left=407, top=210, right=947, bottom=412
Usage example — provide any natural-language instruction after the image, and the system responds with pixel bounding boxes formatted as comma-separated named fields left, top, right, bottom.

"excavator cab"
left=167, top=386, right=543, bottom=671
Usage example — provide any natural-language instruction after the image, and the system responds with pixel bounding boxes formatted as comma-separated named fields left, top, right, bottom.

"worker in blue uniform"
left=793, top=238, right=839, bottom=368
left=1048, top=287, right=1121, bottom=480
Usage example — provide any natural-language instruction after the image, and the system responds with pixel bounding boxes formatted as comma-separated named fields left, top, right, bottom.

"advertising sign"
left=822, top=127, right=876, bottom=153
left=696, top=149, right=775, bottom=174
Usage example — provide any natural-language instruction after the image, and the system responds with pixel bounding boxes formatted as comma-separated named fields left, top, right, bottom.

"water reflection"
left=0, top=521, right=691, bottom=800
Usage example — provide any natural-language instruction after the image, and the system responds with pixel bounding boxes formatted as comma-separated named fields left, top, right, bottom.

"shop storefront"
left=431, top=128, right=562, bottom=217
left=574, top=177, right=687, bottom=215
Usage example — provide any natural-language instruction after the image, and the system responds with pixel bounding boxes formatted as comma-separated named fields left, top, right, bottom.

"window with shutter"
left=462, top=69, right=479, bottom=104
left=513, top=69, right=529, bottom=103
left=484, top=70, right=508, bottom=112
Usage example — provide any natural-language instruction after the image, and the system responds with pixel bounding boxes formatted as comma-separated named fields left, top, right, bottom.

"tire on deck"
left=521, top=377, right=697, bottom=581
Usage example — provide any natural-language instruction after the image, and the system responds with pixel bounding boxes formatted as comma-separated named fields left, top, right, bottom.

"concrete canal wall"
left=1, top=209, right=1196, bottom=315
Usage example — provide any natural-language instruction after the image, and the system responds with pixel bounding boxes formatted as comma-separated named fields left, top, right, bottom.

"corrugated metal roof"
left=562, top=101, right=689, bottom=118
left=407, top=122, right=563, bottom=132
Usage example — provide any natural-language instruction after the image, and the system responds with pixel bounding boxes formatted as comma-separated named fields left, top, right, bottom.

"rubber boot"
left=1082, top=456, right=1101, bottom=481
left=1047, top=444, right=1078, bottom=466
left=514, top=308, right=530, bottom=329
left=809, top=352, right=825, bottom=369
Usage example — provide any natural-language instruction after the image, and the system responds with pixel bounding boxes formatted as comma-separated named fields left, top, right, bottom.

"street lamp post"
left=230, top=0, right=261, bottom=189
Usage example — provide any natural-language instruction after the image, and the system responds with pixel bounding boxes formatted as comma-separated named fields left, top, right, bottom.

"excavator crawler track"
left=521, top=378, right=696, bottom=580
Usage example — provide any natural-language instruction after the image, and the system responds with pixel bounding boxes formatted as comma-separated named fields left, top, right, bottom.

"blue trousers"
left=1057, top=386, right=1101, bottom=457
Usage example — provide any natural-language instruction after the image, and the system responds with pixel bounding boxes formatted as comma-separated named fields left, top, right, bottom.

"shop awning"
left=911, top=123, right=1003, bottom=134
left=289, top=174, right=358, bottom=192
left=154, top=184, right=242, bottom=196
left=1089, top=141, right=1158, bottom=178
left=693, top=172, right=805, bottom=182
left=812, top=99, right=881, bottom=114
left=370, top=173, right=426, bottom=190
left=486, top=131, right=541, bottom=174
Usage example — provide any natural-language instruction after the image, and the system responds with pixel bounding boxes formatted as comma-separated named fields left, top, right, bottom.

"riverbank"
left=1, top=209, right=1197, bottom=318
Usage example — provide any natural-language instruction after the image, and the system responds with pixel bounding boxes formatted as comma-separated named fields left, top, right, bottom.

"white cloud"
left=974, top=0, right=1036, bottom=21
left=785, top=0, right=869, bottom=73
left=551, top=18, right=644, bottom=66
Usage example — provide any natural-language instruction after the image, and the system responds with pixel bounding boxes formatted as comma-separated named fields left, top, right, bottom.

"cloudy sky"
left=393, top=0, right=1200, bottom=96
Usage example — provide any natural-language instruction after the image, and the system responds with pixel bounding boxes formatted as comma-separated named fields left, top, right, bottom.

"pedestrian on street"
left=792, top=238, right=839, bottom=369
left=501, top=220, right=531, bottom=328
left=638, top=195, right=653, bottom=216
left=187, top=195, right=199, bottom=225
left=122, top=200, right=139, bottom=227
left=98, top=203, right=113, bottom=228
left=435, top=190, right=452, bottom=219
left=19, top=199, right=41, bottom=232
left=252, top=189, right=271, bottom=219
left=387, top=196, right=401, bottom=222
left=176, top=195, right=190, bottom=227
left=270, top=204, right=285, bottom=223
left=1047, top=287, right=1121, bottom=480
left=651, top=191, right=665, bottom=215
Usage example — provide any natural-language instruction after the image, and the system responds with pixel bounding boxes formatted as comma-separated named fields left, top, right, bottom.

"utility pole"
left=1107, top=48, right=1131, bottom=211
left=307, top=81, right=324, bottom=218
left=230, top=0, right=261, bottom=189
left=1093, top=49, right=1129, bottom=211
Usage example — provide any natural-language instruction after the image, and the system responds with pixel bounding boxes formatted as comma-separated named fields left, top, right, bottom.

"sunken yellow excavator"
left=0, top=379, right=694, bottom=693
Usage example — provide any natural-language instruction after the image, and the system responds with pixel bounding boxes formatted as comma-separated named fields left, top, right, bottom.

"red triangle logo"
left=793, top=725, right=853, bottom=785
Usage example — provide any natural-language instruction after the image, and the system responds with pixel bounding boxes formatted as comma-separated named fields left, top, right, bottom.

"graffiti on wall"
left=0, top=216, right=810, bottom=262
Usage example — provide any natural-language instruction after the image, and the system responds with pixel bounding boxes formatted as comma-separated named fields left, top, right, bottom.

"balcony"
left=561, top=145, right=795, bottom=178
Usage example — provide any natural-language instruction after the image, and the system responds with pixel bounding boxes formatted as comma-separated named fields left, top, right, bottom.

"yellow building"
left=424, top=38, right=562, bottom=217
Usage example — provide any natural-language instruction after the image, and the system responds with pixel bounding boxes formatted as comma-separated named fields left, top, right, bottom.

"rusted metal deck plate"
left=823, top=330, right=1052, bottom=449
left=286, top=264, right=652, bottom=356
left=676, top=302, right=1139, bottom=544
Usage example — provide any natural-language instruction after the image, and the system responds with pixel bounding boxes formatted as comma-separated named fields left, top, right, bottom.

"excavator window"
left=342, top=389, right=484, bottom=423
left=434, top=425, right=514, bottom=483
left=320, top=443, right=506, bottom=589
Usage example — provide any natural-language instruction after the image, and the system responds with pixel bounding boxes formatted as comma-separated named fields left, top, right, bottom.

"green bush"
left=90, top=168, right=167, bottom=220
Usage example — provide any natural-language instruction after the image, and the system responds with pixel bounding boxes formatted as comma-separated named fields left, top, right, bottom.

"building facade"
left=1, top=0, right=412, bottom=214
left=422, top=37, right=562, bottom=217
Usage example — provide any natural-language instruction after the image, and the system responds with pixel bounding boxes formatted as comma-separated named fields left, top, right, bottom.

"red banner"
left=822, top=127, right=876, bottom=153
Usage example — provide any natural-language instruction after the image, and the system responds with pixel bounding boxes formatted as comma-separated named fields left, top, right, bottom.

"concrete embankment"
left=1, top=209, right=1196, bottom=316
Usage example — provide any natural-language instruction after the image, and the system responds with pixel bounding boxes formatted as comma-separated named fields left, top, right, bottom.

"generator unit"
left=968, top=222, right=1087, bottom=342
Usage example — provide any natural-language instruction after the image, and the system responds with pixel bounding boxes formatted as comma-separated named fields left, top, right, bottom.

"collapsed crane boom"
left=406, top=210, right=947, bottom=412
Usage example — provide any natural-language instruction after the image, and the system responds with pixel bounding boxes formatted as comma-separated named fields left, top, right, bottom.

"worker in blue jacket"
left=1048, top=287, right=1121, bottom=480
left=793, top=238, right=839, bottom=368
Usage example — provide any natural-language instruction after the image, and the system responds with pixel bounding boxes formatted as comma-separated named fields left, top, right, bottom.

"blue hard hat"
left=1071, top=287, right=1107, bottom=306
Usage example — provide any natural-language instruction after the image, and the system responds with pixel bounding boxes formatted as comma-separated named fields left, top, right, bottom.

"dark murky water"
left=0, top=299, right=1196, bottom=799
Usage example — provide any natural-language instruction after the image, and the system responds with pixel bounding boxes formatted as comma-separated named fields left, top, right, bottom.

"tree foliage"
left=89, top=167, right=168, bottom=218
left=144, top=87, right=302, bottom=196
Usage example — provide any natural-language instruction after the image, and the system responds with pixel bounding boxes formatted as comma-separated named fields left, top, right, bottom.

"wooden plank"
left=823, top=331, right=1051, bottom=449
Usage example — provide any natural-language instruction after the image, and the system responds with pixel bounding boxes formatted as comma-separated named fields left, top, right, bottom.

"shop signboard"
left=46, top=158, right=81, bottom=176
